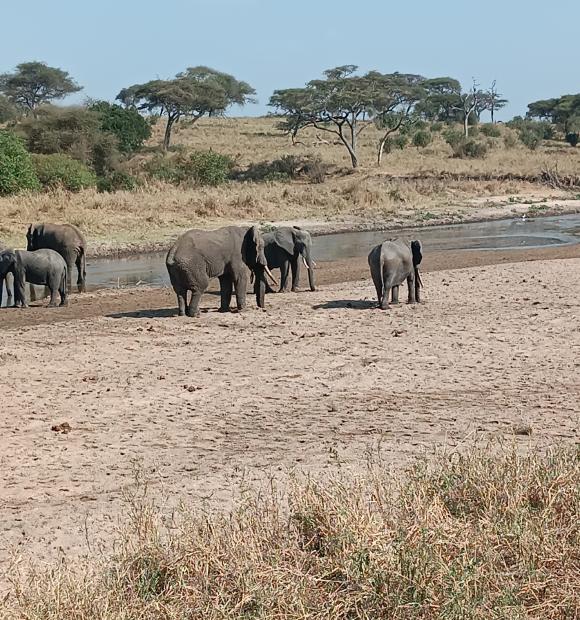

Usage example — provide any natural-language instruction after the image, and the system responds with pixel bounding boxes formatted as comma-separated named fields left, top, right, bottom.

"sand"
left=0, top=257, right=579, bottom=589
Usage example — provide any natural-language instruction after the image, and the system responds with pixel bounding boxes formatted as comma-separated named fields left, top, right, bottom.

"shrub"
left=565, top=132, right=579, bottom=147
left=480, top=123, right=502, bottom=138
left=144, top=155, right=187, bottom=185
left=508, top=118, right=553, bottom=147
left=184, top=151, right=234, bottom=186
left=97, top=170, right=140, bottom=193
left=382, top=134, right=408, bottom=155
left=443, top=128, right=464, bottom=150
left=0, top=130, right=40, bottom=195
left=430, top=121, right=444, bottom=133
left=89, top=101, right=151, bottom=154
left=239, top=155, right=328, bottom=184
left=444, top=130, right=488, bottom=158
left=32, top=153, right=97, bottom=191
left=412, top=130, right=432, bottom=148
left=519, top=129, right=542, bottom=150
left=503, top=131, right=518, bottom=149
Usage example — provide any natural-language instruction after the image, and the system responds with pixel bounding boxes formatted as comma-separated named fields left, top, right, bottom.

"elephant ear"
left=245, top=225, right=267, bottom=266
left=411, top=240, right=422, bottom=267
left=274, top=228, right=295, bottom=255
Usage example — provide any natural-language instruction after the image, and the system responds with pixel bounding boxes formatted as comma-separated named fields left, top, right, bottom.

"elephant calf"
left=0, top=249, right=68, bottom=308
left=0, top=242, right=13, bottom=307
left=368, top=238, right=422, bottom=310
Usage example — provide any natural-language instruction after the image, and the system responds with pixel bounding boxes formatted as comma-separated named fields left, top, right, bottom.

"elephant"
left=26, top=223, right=86, bottom=294
left=263, top=226, right=316, bottom=293
left=0, top=249, right=68, bottom=308
left=0, top=242, right=13, bottom=307
left=367, top=238, right=423, bottom=310
left=166, top=225, right=278, bottom=317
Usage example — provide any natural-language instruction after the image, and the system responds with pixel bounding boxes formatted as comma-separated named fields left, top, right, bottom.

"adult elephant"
left=166, top=226, right=278, bottom=317
left=0, top=241, right=13, bottom=307
left=26, top=223, right=86, bottom=294
left=368, top=238, right=422, bottom=310
left=263, top=226, right=316, bottom=293
left=0, top=249, right=67, bottom=307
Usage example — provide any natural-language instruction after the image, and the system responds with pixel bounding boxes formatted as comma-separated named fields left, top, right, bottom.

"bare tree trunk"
left=377, top=136, right=388, bottom=166
left=163, top=114, right=177, bottom=151
left=464, top=114, right=469, bottom=138
left=491, top=106, right=495, bottom=124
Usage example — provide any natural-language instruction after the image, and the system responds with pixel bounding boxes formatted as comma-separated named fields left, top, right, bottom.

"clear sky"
left=1, top=0, right=577, bottom=120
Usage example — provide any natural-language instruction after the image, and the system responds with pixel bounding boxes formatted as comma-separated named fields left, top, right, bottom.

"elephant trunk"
left=0, top=275, right=4, bottom=308
left=304, top=248, right=316, bottom=291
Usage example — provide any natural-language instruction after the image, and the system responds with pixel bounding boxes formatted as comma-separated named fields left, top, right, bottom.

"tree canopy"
left=527, top=94, right=580, bottom=133
left=118, top=66, right=255, bottom=150
left=89, top=100, right=151, bottom=154
left=0, top=62, right=81, bottom=116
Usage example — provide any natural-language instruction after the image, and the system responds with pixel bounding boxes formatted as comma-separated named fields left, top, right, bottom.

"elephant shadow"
left=313, top=299, right=377, bottom=311
left=107, top=307, right=178, bottom=319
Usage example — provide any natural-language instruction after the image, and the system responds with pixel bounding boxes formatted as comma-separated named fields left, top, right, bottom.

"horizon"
left=1, top=0, right=579, bottom=121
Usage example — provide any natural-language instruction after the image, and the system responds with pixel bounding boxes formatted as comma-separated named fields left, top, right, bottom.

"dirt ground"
left=0, top=251, right=579, bottom=591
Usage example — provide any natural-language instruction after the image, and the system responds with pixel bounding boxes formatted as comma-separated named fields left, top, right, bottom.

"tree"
left=453, top=82, right=483, bottom=137
left=486, top=81, right=508, bottom=123
left=0, top=95, right=18, bottom=123
left=370, top=72, right=427, bottom=165
left=0, top=62, right=81, bottom=117
left=270, top=65, right=377, bottom=168
left=416, top=77, right=462, bottom=122
left=527, top=94, right=580, bottom=134
left=89, top=100, right=151, bottom=154
left=119, top=67, right=255, bottom=150
left=0, top=130, right=40, bottom=195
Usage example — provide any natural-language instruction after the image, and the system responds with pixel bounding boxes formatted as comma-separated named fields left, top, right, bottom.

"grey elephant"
left=367, top=238, right=423, bottom=310
left=0, top=249, right=68, bottom=308
left=166, top=226, right=278, bottom=317
left=26, top=223, right=86, bottom=294
left=0, top=241, right=13, bottom=306
left=263, top=226, right=316, bottom=292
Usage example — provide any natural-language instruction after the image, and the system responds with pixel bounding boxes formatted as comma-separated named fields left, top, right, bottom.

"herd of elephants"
left=0, top=223, right=423, bottom=314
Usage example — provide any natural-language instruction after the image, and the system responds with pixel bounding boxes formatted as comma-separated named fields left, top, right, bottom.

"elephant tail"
left=61, top=264, right=68, bottom=293
left=415, top=267, right=423, bottom=288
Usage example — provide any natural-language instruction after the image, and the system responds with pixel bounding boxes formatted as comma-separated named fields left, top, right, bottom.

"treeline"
left=0, top=61, right=579, bottom=196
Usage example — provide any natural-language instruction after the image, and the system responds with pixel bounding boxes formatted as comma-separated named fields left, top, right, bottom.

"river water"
left=84, top=214, right=580, bottom=291
left=3, top=214, right=579, bottom=303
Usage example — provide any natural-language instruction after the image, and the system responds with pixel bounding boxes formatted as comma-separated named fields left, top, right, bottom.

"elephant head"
left=242, top=226, right=277, bottom=309
left=411, top=240, right=423, bottom=299
left=26, top=224, right=40, bottom=251
left=273, top=226, right=316, bottom=291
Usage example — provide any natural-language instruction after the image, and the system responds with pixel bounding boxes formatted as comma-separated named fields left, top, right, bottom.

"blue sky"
left=1, top=0, right=577, bottom=120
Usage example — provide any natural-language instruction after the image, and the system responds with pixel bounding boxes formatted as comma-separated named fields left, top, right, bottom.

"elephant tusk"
left=264, top=265, right=279, bottom=286
left=302, top=256, right=309, bottom=269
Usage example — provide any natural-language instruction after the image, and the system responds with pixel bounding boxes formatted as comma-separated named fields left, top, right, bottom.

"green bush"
left=239, top=154, right=328, bottom=184
left=565, top=132, right=579, bottom=147
left=184, top=151, right=234, bottom=186
left=503, top=132, right=518, bottom=149
left=518, top=129, right=542, bottom=150
left=412, top=130, right=432, bottom=148
left=32, top=153, right=96, bottom=191
left=480, top=123, right=502, bottom=138
left=97, top=171, right=140, bottom=193
left=0, top=130, right=40, bottom=195
left=443, top=129, right=464, bottom=150
left=89, top=101, right=151, bottom=154
left=144, top=155, right=187, bottom=184
left=430, top=121, right=444, bottom=133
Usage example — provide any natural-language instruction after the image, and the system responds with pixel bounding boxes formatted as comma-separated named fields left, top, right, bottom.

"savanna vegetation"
left=4, top=446, right=578, bottom=619
left=1, top=61, right=579, bottom=252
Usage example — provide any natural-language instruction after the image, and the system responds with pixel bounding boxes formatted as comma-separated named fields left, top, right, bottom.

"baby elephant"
left=0, top=249, right=68, bottom=308
left=368, top=239, right=422, bottom=310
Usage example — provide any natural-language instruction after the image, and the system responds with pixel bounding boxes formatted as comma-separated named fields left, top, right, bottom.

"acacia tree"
left=527, top=94, right=580, bottom=133
left=0, top=62, right=81, bottom=117
left=270, top=66, right=376, bottom=168
left=486, top=81, right=508, bottom=123
left=453, top=81, right=483, bottom=137
left=370, top=72, right=427, bottom=165
left=118, top=66, right=255, bottom=150
left=416, top=77, right=462, bottom=122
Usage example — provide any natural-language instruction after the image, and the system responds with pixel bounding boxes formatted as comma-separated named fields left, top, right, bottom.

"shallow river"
left=84, top=214, right=580, bottom=291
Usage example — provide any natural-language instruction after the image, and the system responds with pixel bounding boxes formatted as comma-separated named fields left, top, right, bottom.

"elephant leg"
left=76, top=254, right=85, bottom=293
left=279, top=260, right=290, bottom=293
left=234, top=270, right=248, bottom=311
left=370, top=267, right=383, bottom=308
left=47, top=286, right=59, bottom=307
left=407, top=273, right=416, bottom=304
left=66, top=258, right=74, bottom=293
left=29, top=284, right=37, bottom=302
left=176, top=290, right=187, bottom=316
left=391, top=285, right=400, bottom=304
left=186, top=289, right=203, bottom=318
left=290, top=257, right=301, bottom=292
left=218, top=275, right=233, bottom=312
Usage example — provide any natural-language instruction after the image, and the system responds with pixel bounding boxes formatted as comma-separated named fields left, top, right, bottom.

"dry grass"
left=1, top=117, right=580, bottom=254
left=5, top=446, right=579, bottom=619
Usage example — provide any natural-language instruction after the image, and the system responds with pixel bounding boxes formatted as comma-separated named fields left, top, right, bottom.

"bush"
left=480, top=123, right=502, bottom=138
left=565, top=132, right=579, bottom=147
left=144, top=155, right=187, bottom=184
left=443, top=128, right=464, bottom=150
left=430, top=121, right=444, bottom=133
left=412, top=130, right=432, bottom=148
left=0, top=130, right=40, bottom=195
left=444, top=130, right=488, bottom=158
left=89, top=101, right=151, bottom=154
left=503, top=131, right=518, bottom=149
left=508, top=118, right=553, bottom=148
left=97, top=170, right=140, bottom=193
left=519, top=129, right=542, bottom=150
left=32, top=153, right=97, bottom=191
left=382, top=134, right=408, bottom=155
left=184, top=151, right=234, bottom=186
left=239, top=155, right=328, bottom=184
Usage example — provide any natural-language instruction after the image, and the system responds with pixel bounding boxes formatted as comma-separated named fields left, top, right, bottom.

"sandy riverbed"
left=0, top=256, right=578, bottom=589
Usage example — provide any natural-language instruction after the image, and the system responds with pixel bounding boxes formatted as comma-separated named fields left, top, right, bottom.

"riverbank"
left=1, top=257, right=578, bottom=593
